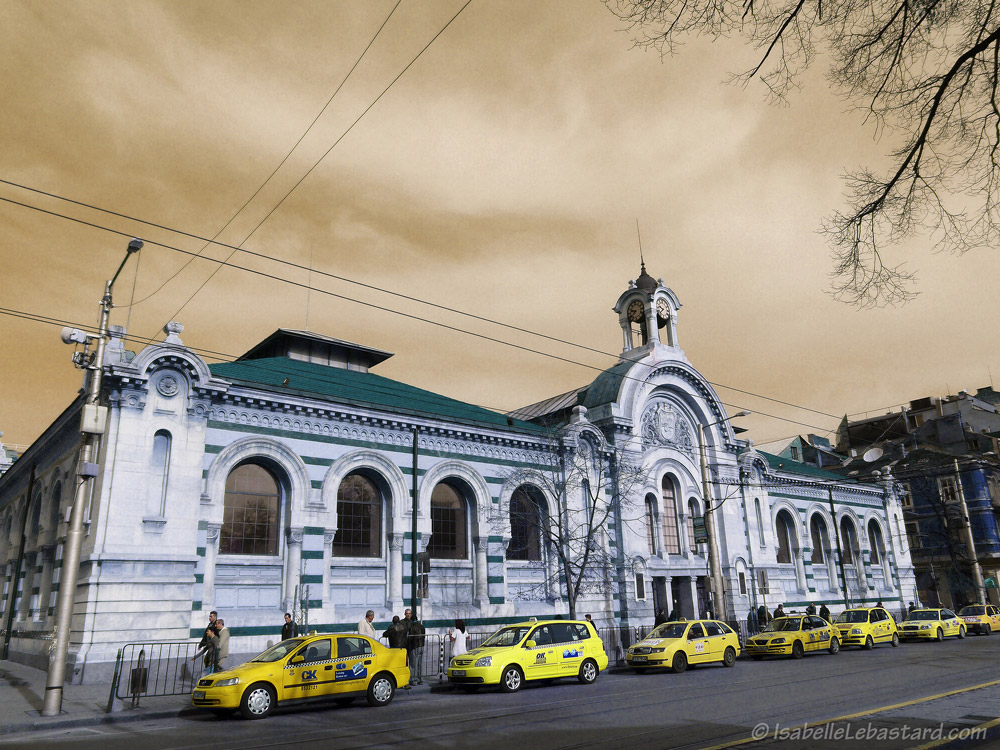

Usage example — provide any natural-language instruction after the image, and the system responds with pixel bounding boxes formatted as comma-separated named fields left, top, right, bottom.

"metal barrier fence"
left=108, top=641, right=204, bottom=710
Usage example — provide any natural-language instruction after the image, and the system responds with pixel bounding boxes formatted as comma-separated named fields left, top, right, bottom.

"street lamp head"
left=732, top=410, right=751, bottom=419
left=127, top=238, right=144, bottom=253
left=60, top=327, right=90, bottom=345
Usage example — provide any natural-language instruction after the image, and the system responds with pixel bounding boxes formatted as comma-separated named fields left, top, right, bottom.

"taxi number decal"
left=535, top=653, right=546, bottom=663
left=694, top=642, right=705, bottom=653
left=302, top=670, right=317, bottom=681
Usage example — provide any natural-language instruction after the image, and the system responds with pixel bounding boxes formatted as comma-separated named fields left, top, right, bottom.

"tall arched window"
left=661, top=476, right=680, bottom=555
left=810, top=515, right=828, bottom=564
left=220, top=463, right=281, bottom=555
left=776, top=511, right=794, bottom=564
left=48, top=481, right=62, bottom=537
left=840, top=517, right=859, bottom=565
left=333, top=473, right=382, bottom=557
left=429, top=483, right=467, bottom=560
left=509, top=486, right=544, bottom=561
left=755, top=498, right=765, bottom=547
left=150, top=430, right=171, bottom=516
left=645, top=494, right=658, bottom=556
left=687, top=498, right=700, bottom=551
left=868, top=520, right=886, bottom=566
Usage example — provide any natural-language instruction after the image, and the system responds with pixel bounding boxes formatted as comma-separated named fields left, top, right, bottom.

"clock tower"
left=613, top=262, right=680, bottom=354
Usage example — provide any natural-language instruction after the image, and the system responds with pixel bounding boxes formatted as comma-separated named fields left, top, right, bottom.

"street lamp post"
left=698, top=410, right=749, bottom=623
left=42, top=239, right=141, bottom=716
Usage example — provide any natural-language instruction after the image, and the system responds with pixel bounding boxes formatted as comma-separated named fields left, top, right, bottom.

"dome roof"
left=635, top=261, right=658, bottom=294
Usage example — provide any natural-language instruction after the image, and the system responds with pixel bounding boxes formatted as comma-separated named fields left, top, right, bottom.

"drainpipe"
left=2, top=465, right=35, bottom=659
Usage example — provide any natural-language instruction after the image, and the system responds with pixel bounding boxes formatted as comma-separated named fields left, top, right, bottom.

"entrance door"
left=653, top=577, right=668, bottom=618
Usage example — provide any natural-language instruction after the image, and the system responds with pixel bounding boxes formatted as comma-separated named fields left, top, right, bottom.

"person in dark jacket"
left=666, top=607, right=679, bottom=622
left=819, top=604, right=831, bottom=622
left=757, top=605, right=770, bottom=626
left=404, top=608, right=426, bottom=685
left=383, top=616, right=407, bottom=649
left=654, top=609, right=667, bottom=626
left=773, top=604, right=785, bottom=620
left=281, top=612, right=297, bottom=641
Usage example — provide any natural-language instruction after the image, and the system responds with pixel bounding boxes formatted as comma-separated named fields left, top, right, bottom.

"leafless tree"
left=499, top=442, right=646, bottom=620
left=606, top=0, right=1000, bottom=306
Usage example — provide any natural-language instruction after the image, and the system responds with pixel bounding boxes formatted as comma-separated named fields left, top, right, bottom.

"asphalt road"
left=9, top=635, right=1000, bottom=750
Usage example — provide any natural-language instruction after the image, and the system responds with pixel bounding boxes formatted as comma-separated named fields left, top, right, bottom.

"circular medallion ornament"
left=157, top=374, right=180, bottom=397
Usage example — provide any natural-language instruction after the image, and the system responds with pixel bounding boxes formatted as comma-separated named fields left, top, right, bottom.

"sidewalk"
left=0, top=660, right=442, bottom=736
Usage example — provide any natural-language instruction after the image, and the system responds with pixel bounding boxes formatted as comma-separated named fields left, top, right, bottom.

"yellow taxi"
left=191, top=633, right=409, bottom=719
left=745, top=615, right=841, bottom=659
left=446, top=619, right=607, bottom=693
left=625, top=619, right=740, bottom=673
left=833, top=607, right=900, bottom=649
left=958, top=604, right=1000, bottom=635
left=899, top=608, right=965, bottom=641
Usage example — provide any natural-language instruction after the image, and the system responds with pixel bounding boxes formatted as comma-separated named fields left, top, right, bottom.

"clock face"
left=656, top=298, right=670, bottom=322
left=627, top=300, right=645, bottom=322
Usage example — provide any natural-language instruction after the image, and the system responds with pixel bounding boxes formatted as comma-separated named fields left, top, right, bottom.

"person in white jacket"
left=358, top=610, right=377, bottom=639
left=449, top=619, right=469, bottom=656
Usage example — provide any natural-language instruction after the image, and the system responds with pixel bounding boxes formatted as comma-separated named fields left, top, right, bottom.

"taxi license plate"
left=452, top=670, right=466, bottom=677
left=193, top=691, right=205, bottom=700
left=632, top=656, right=647, bottom=662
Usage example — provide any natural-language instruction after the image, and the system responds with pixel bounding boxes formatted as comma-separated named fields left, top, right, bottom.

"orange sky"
left=2, top=1, right=998, bottom=453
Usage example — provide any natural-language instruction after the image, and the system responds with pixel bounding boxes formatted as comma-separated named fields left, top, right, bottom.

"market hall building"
left=0, top=266, right=916, bottom=682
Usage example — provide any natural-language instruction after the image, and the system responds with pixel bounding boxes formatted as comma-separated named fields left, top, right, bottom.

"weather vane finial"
left=636, top=219, right=645, bottom=273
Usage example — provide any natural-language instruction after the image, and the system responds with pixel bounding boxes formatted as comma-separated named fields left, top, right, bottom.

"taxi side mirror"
left=290, top=655, right=305, bottom=664
left=524, top=640, right=536, bottom=649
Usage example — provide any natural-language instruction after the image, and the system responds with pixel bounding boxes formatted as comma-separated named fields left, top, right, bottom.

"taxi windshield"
left=959, top=606, right=986, bottom=616
left=649, top=622, right=688, bottom=639
left=251, top=638, right=306, bottom=663
left=763, top=618, right=802, bottom=632
left=481, top=626, right=532, bottom=648
left=836, top=611, right=869, bottom=624
left=907, top=610, right=940, bottom=621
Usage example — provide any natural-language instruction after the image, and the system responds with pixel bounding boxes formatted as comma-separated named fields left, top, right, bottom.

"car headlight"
left=920, top=624, right=931, bottom=630
left=771, top=638, right=786, bottom=644
left=474, top=656, right=492, bottom=667
left=851, top=628, right=862, bottom=635
left=214, top=677, right=239, bottom=687
left=650, top=647, right=665, bottom=653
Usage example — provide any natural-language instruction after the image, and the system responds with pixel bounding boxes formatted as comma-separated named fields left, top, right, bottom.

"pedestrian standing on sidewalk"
left=358, top=610, right=377, bottom=639
left=383, top=616, right=406, bottom=648
left=192, top=625, right=218, bottom=675
left=214, top=619, right=230, bottom=672
left=281, top=612, right=297, bottom=641
left=449, top=619, right=469, bottom=657
left=404, top=608, right=425, bottom=685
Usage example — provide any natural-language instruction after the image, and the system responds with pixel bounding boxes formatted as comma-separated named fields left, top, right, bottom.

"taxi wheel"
left=723, top=647, right=737, bottom=667
left=863, top=635, right=874, bottom=650
left=367, top=673, right=396, bottom=707
left=958, top=626, right=966, bottom=639
left=500, top=665, right=523, bottom=693
left=671, top=652, right=687, bottom=674
left=891, top=633, right=899, bottom=647
left=791, top=641, right=804, bottom=659
left=829, top=638, right=840, bottom=655
left=239, top=683, right=275, bottom=720
left=935, top=628, right=944, bottom=641
left=578, top=659, right=599, bottom=684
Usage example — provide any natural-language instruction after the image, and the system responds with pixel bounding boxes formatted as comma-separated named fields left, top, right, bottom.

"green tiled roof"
left=580, top=360, right=634, bottom=409
left=209, top=357, right=545, bottom=435
left=758, top=451, right=848, bottom=481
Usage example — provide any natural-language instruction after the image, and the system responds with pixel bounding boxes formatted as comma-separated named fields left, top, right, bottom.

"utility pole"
left=698, top=411, right=749, bottom=622
left=953, top=460, right=986, bottom=604
left=43, top=239, right=141, bottom=716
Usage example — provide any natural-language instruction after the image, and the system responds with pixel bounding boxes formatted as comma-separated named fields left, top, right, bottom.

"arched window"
left=687, top=499, right=700, bottom=551
left=333, top=473, right=382, bottom=557
left=645, top=494, right=658, bottom=556
left=429, top=483, right=467, bottom=560
left=755, top=498, right=765, bottom=547
left=220, top=463, right=281, bottom=555
left=840, top=517, right=859, bottom=565
left=150, top=430, right=171, bottom=516
left=509, top=486, right=544, bottom=561
left=810, top=515, right=828, bottom=564
left=868, top=520, right=886, bottom=566
left=776, top=511, right=794, bottom=564
left=29, top=494, right=42, bottom=537
left=48, top=481, right=62, bottom=536
left=661, top=476, right=680, bottom=555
